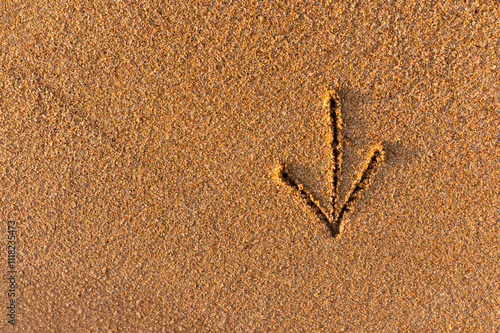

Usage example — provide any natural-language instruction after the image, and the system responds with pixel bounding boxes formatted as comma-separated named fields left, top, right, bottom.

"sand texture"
left=1, top=0, right=499, bottom=331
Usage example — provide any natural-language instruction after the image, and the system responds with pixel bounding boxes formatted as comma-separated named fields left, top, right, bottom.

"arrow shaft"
left=327, top=91, right=343, bottom=216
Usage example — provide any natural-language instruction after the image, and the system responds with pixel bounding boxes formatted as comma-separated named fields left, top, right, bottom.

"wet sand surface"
left=1, top=1, right=499, bottom=331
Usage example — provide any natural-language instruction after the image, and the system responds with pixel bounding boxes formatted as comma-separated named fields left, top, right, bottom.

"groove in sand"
left=276, top=90, right=385, bottom=238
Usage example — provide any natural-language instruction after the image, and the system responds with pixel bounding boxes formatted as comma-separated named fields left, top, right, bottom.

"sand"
left=1, top=0, right=499, bottom=331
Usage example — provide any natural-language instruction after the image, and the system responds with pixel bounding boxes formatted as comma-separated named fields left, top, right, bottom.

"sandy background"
left=1, top=0, right=499, bottom=331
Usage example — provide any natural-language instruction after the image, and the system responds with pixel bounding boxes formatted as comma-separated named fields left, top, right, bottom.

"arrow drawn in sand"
left=274, top=90, right=385, bottom=238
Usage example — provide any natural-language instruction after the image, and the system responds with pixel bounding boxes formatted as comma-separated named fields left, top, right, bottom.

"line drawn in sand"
left=274, top=90, right=385, bottom=238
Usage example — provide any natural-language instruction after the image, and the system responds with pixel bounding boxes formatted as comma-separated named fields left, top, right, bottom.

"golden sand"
left=1, top=1, right=499, bottom=331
